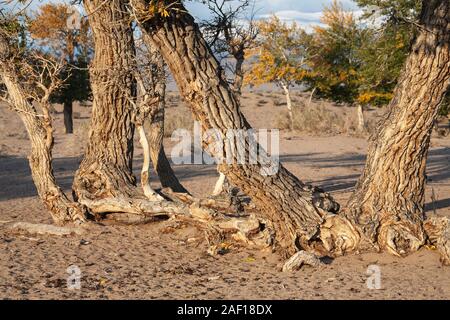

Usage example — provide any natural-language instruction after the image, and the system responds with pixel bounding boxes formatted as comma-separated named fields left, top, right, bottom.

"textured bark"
left=145, top=45, right=188, bottom=193
left=345, top=0, right=450, bottom=257
left=63, top=98, right=73, bottom=134
left=131, top=0, right=342, bottom=256
left=424, top=216, right=450, bottom=265
left=73, top=0, right=137, bottom=202
left=0, top=35, right=87, bottom=224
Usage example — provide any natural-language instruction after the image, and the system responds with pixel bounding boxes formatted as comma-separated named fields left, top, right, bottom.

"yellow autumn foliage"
left=244, top=16, right=311, bottom=88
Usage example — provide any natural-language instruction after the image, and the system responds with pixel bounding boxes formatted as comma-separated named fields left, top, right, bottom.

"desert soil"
left=0, top=90, right=449, bottom=299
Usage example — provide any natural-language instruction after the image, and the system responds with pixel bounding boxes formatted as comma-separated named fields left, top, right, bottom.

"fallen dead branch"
left=6, top=222, right=85, bottom=236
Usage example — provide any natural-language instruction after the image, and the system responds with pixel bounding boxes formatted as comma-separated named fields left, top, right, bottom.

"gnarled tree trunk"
left=73, top=0, right=138, bottom=202
left=0, top=34, right=86, bottom=224
left=344, top=0, right=450, bottom=257
left=131, top=0, right=344, bottom=257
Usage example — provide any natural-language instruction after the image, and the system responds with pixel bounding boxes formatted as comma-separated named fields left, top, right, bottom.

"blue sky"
left=188, top=0, right=361, bottom=29
left=4, top=0, right=362, bottom=30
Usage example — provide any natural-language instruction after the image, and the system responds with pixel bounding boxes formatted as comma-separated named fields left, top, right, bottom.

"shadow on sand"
left=0, top=147, right=448, bottom=213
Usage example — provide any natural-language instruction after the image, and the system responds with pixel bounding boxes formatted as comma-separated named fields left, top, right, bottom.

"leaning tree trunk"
left=145, top=42, right=188, bottom=193
left=344, top=0, right=450, bottom=257
left=0, top=35, right=86, bottom=224
left=73, top=0, right=138, bottom=202
left=131, top=0, right=349, bottom=257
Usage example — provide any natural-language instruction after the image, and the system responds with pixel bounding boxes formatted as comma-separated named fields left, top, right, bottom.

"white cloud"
left=257, top=8, right=365, bottom=32
left=259, top=10, right=323, bottom=22
left=186, top=1, right=363, bottom=31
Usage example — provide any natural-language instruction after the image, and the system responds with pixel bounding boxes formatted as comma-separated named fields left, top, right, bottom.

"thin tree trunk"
left=233, top=55, right=244, bottom=97
left=73, top=0, right=138, bottom=201
left=131, top=0, right=343, bottom=256
left=344, top=0, right=450, bottom=257
left=0, top=35, right=86, bottom=224
left=63, top=98, right=73, bottom=134
left=280, top=82, right=294, bottom=130
left=356, top=104, right=365, bottom=133
left=307, top=87, right=316, bottom=108
left=145, top=46, right=189, bottom=193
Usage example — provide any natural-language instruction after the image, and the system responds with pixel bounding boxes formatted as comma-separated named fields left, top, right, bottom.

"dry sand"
left=0, top=90, right=449, bottom=299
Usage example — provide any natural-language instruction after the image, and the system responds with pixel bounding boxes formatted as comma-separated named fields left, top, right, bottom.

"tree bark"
left=73, top=0, right=138, bottom=202
left=63, top=98, right=73, bottom=134
left=280, top=81, right=294, bottom=130
left=344, top=0, right=450, bottom=257
left=0, top=34, right=87, bottom=224
left=131, top=0, right=342, bottom=256
left=145, top=45, right=189, bottom=193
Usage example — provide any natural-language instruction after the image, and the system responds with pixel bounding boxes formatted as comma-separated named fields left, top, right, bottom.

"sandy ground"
left=0, top=90, right=449, bottom=300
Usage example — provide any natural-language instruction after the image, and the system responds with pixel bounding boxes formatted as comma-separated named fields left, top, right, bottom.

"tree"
left=72, top=0, right=139, bottom=210
left=130, top=0, right=450, bottom=264
left=201, top=0, right=259, bottom=196
left=355, top=0, right=450, bottom=115
left=0, top=17, right=87, bottom=224
left=29, top=3, right=91, bottom=134
left=344, top=0, right=450, bottom=260
left=3, top=0, right=449, bottom=266
left=306, top=1, right=365, bottom=104
left=135, top=33, right=189, bottom=193
left=130, top=0, right=347, bottom=257
left=245, top=16, right=311, bottom=130
left=201, top=0, right=258, bottom=97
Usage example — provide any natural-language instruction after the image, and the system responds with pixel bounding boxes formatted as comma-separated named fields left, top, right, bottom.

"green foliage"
left=303, top=0, right=420, bottom=106
left=356, top=25, right=411, bottom=98
left=355, top=0, right=422, bottom=23
left=304, top=1, right=367, bottom=104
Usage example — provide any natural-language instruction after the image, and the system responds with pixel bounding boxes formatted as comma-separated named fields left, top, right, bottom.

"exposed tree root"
left=282, top=251, right=323, bottom=272
left=162, top=187, right=246, bottom=214
left=424, top=216, right=450, bottom=265
left=317, top=214, right=360, bottom=257
left=78, top=195, right=187, bottom=216
left=76, top=186, right=273, bottom=251
left=6, top=222, right=85, bottom=236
